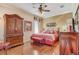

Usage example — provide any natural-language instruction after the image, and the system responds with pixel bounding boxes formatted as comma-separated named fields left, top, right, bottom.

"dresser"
left=59, top=32, right=79, bottom=55
left=4, top=14, right=23, bottom=48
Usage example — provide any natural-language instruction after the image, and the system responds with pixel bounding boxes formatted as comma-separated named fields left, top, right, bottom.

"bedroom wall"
left=43, top=12, right=73, bottom=32
left=0, top=4, right=42, bottom=43
left=72, top=3, right=78, bottom=18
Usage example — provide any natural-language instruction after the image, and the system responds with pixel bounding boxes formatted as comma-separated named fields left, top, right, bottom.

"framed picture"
left=47, top=23, right=56, bottom=27
left=24, top=20, right=32, bottom=31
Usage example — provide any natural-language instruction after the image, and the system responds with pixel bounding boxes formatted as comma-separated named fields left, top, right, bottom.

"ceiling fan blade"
left=43, top=10, right=50, bottom=12
left=37, top=3, right=50, bottom=14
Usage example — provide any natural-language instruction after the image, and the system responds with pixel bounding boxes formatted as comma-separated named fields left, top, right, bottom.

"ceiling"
left=11, top=3, right=73, bottom=18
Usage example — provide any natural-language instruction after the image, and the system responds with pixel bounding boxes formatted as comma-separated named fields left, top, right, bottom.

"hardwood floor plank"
left=0, top=42, right=59, bottom=55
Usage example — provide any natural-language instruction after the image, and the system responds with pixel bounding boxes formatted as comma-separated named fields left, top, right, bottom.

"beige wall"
left=72, top=3, right=78, bottom=18
left=0, top=4, right=36, bottom=42
left=43, top=12, right=73, bottom=31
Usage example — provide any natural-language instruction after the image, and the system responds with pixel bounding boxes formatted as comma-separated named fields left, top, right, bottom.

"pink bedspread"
left=31, top=33, right=58, bottom=45
left=32, top=33, right=55, bottom=40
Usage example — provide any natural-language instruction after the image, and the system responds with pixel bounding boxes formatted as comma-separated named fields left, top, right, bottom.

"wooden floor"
left=0, top=41, right=59, bottom=55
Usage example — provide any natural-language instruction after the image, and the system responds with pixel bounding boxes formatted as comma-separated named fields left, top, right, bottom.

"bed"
left=31, top=29, right=59, bottom=46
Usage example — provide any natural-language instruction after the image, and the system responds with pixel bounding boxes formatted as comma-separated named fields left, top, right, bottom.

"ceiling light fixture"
left=32, top=3, right=50, bottom=14
left=60, top=5, right=64, bottom=8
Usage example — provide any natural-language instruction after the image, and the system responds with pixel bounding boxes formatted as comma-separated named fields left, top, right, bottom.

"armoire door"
left=4, top=14, right=23, bottom=48
left=5, top=15, right=15, bottom=35
left=15, top=17, right=23, bottom=34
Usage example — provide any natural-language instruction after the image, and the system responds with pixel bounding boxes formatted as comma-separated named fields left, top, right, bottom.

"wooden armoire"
left=4, top=14, right=24, bottom=48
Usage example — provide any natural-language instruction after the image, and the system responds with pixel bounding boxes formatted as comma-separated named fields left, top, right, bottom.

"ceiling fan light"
left=60, top=5, right=64, bottom=8
left=45, top=5, right=47, bottom=7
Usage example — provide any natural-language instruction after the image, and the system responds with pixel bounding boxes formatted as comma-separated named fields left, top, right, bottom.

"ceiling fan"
left=33, top=3, right=50, bottom=14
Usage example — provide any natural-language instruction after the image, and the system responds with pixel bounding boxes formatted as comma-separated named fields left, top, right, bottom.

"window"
left=33, top=20, right=39, bottom=33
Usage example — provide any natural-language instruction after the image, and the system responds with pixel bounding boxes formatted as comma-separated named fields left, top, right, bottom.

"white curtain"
left=33, top=20, right=39, bottom=33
